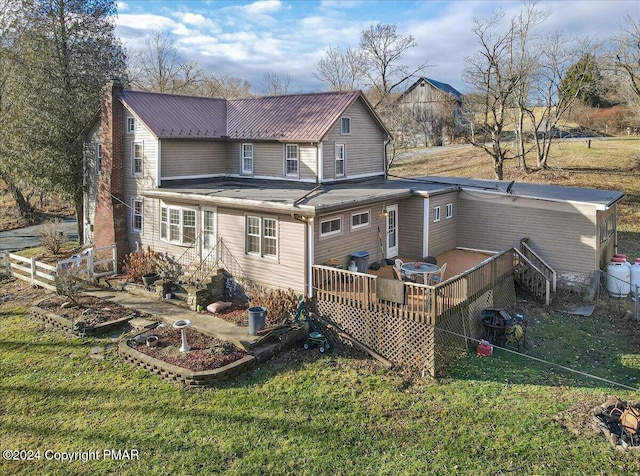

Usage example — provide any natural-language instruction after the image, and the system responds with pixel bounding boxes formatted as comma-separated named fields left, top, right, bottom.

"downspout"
left=292, top=213, right=315, bottom=298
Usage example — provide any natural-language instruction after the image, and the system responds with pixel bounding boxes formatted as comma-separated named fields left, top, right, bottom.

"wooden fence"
left=0, top=244, right=117, bottom=291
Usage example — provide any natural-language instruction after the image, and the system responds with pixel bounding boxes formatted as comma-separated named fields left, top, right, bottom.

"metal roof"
left=422, top=78, right=463, bottom=101
left=119, top=89, right=387, bottom=141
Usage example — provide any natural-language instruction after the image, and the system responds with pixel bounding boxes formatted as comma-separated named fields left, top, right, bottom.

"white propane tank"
left=631, top=258, right=640, bottom=294
left=607, top=258, right=631, bottom=297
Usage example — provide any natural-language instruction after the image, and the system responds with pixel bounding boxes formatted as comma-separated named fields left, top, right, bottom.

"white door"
left=386, top=204, right=398, bottom=258
left=202, top=208, right=217, bottom=256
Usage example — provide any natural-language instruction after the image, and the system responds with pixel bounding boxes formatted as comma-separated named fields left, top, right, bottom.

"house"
left=395, top=77, right=464, bottom=147
left=82, top=79, right=624, bottom=299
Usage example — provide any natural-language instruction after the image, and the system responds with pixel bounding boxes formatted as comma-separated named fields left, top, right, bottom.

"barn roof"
left=119, top=89, right=389, bottom=141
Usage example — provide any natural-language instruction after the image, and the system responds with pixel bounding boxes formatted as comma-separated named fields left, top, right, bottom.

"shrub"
left=250, top=287, right=301, bottom=323
left=39, top=220, right=65, bottom=254
left=122, top=246, right=161, bottom=283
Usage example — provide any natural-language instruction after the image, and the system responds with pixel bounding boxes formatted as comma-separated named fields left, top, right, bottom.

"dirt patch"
left=210, top=299, right=286, bottom=328
left=35, top=294, right=148, bottom=327
left=130, top=326, right=248, bottom=372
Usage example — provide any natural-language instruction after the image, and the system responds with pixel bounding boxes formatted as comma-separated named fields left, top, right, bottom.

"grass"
left=1, top=138, right=640, bottom=474
left=1, top=281, right=640, bottom=475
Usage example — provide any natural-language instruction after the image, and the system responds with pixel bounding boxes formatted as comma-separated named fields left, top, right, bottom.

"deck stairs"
left=513, top=238, right=557, bottom=305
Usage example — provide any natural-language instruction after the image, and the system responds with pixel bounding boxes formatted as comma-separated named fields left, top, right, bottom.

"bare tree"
left=359, top=24, right=428, bottom=109
left=129, top=29, right=203, bottom=94
left=612, top=15, right=640, bottom=110
left=463, top=11, right=523, bottom=180
left=261, top=72, right=291, bottom=96
left=314, top=45, right=366, bottom=91
left=201, top=73, right=253, bottom=99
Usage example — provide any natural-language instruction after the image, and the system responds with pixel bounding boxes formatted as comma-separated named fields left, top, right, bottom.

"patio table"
left=401, top=262, right=440, bottom=283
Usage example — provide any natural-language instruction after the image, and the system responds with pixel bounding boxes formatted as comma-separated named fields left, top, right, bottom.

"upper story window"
left=446, top=203, right=453, bottom=219
left=320, top=216, right=342, bottom=238
left=285, top=144, right=298, bottom=177
left=126, top=117, right=135, bottom=134
left=335, top=144, right=345, bottom=177
left=351, top=210, right=370, bottom=231
left=433, top=206, right=441, bottom=223
left=96, top=144, right=102, bottom=173
left=246, top=216, right=277, bottom=258
left=132, top=142, right=143, bottom=176
left=160, top=204, right=196, bottom=245
left=341, top=117, right=351, bottom=135
left=242, top=143, right=254, bottom=175
left=132, top=198, right=142, bottom=232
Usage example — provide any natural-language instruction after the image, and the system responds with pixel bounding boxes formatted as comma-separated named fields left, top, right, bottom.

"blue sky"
left=115, top=0, right=640, bottom=93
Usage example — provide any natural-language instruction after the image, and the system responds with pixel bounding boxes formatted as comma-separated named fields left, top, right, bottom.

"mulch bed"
left=36, top=294, right=145, bottom=327
left=210, top=299, right=284, bottom=327
left=129, top=326, right=248, bottom=372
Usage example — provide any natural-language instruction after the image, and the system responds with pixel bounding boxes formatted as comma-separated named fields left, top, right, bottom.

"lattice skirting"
left=315, top=276, right=516, bottom=377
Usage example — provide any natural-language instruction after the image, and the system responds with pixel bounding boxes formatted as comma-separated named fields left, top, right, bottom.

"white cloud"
left=243, top=0, right=282, bottom=15
left=116, top=1, right=129, bottom=12
left=173, top=12, right=217, bottom=29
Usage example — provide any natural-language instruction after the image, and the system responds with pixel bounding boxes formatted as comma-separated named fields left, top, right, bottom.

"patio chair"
left=392, top=266, right=411, bottom=282
left=422, top=256, right=438, bottom=265
left=430, top=262, right=447, bottom=284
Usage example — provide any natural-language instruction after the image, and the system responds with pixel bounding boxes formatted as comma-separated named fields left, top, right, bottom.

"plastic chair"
left=430, top=262, right=447, bottom=284
left=392, top=266, right=410, bottom=282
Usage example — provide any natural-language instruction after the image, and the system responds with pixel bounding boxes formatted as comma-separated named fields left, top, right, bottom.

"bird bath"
left=173, top=319, right=192, bottom=352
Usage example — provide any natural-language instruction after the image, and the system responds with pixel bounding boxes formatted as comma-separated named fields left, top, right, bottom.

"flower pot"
left=146, top=335, right=158, bottom=347
left=142, top=272, right=159, bottom=287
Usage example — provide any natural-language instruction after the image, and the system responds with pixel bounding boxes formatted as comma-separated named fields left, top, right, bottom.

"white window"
left=132, top=198, right=142, bottom=232
left=160, top=204, right=197, bottom=245
left=241, top=143, right=253, bottom=174
left=446, top=203, right=453, bottom=219
left=433, top=206, right=441, bottom=222
left=351, top=210, right=370, bottom=231
left=96, top=144, right=102, bottom=173
left=341, top=117, right=351, bottom=135
left=285, top=144, right=298, bottom=177
left=132, top=142, right=143, bottom=176
left=246, top=216, right=278, bottom=258
left=335, top=144, right=345, bottom=177
left=127, top=117, right=135, bottom=133
left=320, top=216, right=342, bottom=237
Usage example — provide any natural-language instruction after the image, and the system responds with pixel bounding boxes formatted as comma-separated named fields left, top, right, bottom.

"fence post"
left=1, top=251, right=8, bottom=275
left=30, top=256, right=36, bottom=285
left=87, top=249, right=94, bottom=281
left=111, top=244, right=117, bottom=275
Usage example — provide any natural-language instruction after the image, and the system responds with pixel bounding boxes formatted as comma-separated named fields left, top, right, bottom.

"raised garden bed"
left=119, top=326, right=256, bottom=387
left=30, top=294, right=144, bottom=335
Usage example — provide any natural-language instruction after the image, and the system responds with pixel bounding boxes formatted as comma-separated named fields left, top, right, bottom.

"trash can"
left=248, top=306, right=267, bottom=335
left=350, top=250, right=370, bottom=273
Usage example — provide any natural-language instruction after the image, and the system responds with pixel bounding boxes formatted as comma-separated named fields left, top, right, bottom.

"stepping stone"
left=90, top=346, right=103, bottom=354
left=129, top=318, right=157, bottom=330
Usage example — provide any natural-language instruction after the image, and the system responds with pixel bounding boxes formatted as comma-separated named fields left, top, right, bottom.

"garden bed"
left=119, top=326, right=255, bottom=387
left=31, top=293, right=147, bottom=335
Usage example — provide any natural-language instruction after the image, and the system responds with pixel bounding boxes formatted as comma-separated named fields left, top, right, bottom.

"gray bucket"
left=248, top=306, right=267, bottom=335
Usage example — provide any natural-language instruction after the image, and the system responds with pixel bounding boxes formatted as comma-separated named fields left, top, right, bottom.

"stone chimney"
left=93, top=79, right=129, bottom=268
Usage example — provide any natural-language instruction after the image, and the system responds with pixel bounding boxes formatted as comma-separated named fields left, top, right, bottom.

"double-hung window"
left=246, top=216, right=277, bottom=258
left=132, top=198, right=143, bottom=232
left=446, top=203, right=453, bottom=219
left=132, top=142, right=143, bottom=176
left=242, top=143, right=254, bottom=175
left=335, top=144, right=345, bottom=177
left=160, top=204, right=196, bottom=245
left=285, top=144, right=299, bottom=177
left=433, top=206, right=441, bottom=222
left=127, top=117, right=135, bottom=133
left=341, top=117, right=351, bottom=135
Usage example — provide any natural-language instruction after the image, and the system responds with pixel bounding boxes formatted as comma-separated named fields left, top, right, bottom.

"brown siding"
left=322, top=98, right=386, bottom=180
left=457, top=194, right=597, bottom=274
left=161, top=140, right=228, bottom=178
left=398, top=196, right=424, bottom=260
left=426, top=192, right=458, bottom=257
left=314, top=205, right=386, bottom=268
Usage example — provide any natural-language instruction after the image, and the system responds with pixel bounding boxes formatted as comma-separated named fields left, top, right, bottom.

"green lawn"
left=1, top=281, right=640, bottom=475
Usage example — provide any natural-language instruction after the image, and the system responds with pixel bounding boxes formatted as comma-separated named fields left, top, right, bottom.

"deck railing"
left=513, top=248, right=552, bottom=305
left=312, top=248, right=516, bottom=325
left=520, top=238, right=556, bottom=292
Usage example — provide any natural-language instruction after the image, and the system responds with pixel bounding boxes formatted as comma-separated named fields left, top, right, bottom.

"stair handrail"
left=189, top=241, right=220, bottom=286
left=519, top=238, right=556, bottom=292
left=175, top=231, right=202, bottom=271
left=513, top=248, right=552, bottom=305
left=216, top=238, right=250, bottom=286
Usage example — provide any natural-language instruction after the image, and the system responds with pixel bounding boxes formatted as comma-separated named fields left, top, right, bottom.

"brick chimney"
left=93, top=79, right=129, bottom=268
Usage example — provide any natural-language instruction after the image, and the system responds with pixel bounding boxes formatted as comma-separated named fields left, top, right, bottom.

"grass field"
left=1, top=138, right=640, bottom=475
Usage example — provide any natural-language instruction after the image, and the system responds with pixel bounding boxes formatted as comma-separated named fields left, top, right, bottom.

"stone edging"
left=30, top=305, right=133, bottom=336
left=118, top=336, right=257, bottom=387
